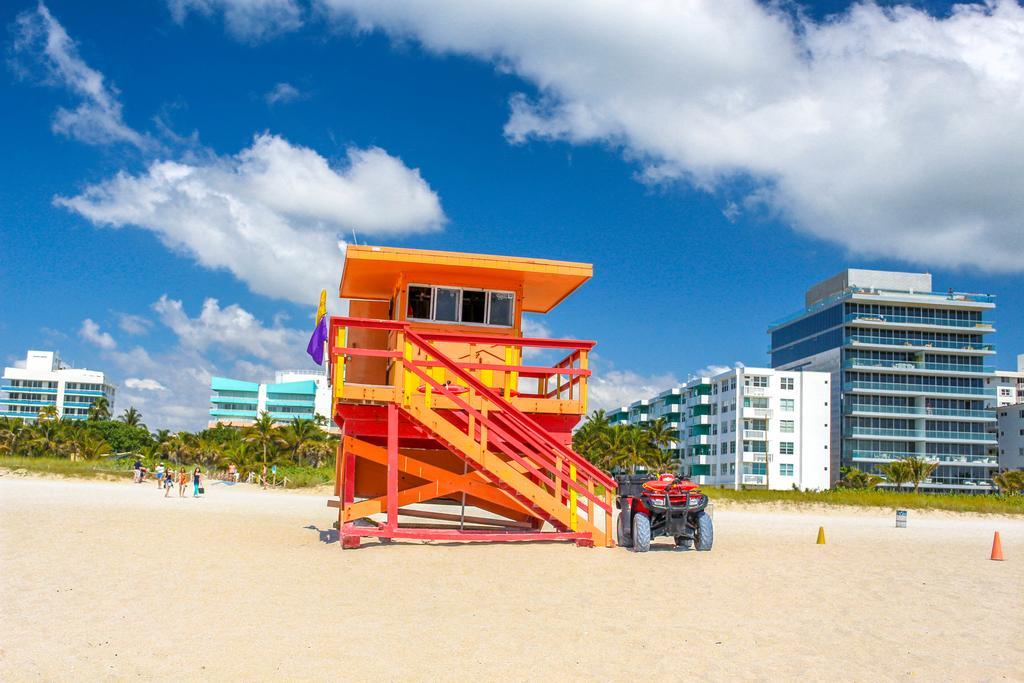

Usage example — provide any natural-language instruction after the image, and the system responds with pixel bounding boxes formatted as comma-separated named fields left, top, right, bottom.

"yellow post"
left=579, top=350, right=588, bottom=415
left=403, top=340, right=414, bottom=407
left=333, top=327, right=347, bottom=400
left=569, top=463, right=578, bottom=531
left=503, top=346, right=514, bottom=400
left=816, top=526, right=826, bottom=545
left=604, top=488, right=614, bottom=547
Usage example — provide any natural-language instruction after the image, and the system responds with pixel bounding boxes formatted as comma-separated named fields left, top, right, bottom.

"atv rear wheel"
left=694, top=511, right=713, bottom=551
left=632, top=513, right=651, bottom=553
left=674, top=536, right=692, bottom=549
left=616, top=511, right=632, bottom=547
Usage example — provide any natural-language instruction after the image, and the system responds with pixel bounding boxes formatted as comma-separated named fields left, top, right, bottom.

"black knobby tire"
left=616, top=511, right=632, bottom=547
left=694, top=511, right=713, bottom=551
left=632, top=513, right=651, bottom=553
left=674, top=536, right=692, bottom=549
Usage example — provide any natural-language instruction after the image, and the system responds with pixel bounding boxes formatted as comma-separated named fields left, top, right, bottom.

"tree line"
left=0, top=397, right=337, bottom=471
left=572, top=410, right=678, bottom=474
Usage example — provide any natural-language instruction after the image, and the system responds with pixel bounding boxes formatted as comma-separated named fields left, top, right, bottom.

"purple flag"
left=306, top=316, right=327, bottom=366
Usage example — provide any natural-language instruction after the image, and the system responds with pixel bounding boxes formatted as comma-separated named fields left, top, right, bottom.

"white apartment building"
left=1, top=350, right=116, bottom=422
left=997, top=403, right=1024, bottom=471
left=610, top=367, right=832, bottom=491
left=987, top=354, right=1024, bottom=407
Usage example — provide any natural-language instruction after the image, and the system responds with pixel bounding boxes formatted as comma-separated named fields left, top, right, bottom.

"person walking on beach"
left=192, top=466, right=202, bottom=497
left=261, top=463, right=268, bottom=490
left=178, top=468, right=188, bottom=497
left=164, top=468, right=174, bottom=497
left=133, top=458, right=142, bottom=483
left=155, top=463, right=165, bottom=489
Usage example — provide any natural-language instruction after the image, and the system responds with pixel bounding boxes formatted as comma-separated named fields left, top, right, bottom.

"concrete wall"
left=806, top=269, right=932, bottom=306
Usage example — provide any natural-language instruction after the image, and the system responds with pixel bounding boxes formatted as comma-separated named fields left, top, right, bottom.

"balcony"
left=743, top=452, right=769, bottom=463
left=742, top=407, right=771, bottom=419
left=742, top=474, right=766, bottom=485
left=844, top=381, right=995, bottom=398
left=1, top=385, right=57, bottom=394
left=63, top=389, right=107, bottom=397
left=742, top=429, right=767, bottom=439
left=849, top=450, right=997, bottom=465
left=845, top=427, right=996, bottom=443
left=844, top=403, right=995, bottom=420
left=1, top=398, right=57, bottom=407
left=845, top=335, right=994, bottom=354
left=843, top=358, right=993, bottom=375
left=845, top=313, right=995, bottom=332
left=210, top=396, right=258, bottom=405
left=209, top=408, right=258, bottom=418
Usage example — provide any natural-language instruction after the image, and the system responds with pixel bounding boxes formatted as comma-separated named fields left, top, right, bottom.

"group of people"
left=133, top=459, right=203, bottom=498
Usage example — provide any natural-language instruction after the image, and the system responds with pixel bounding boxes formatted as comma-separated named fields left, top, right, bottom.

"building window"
left=780, top=463, right=794, bottom=476
left=488, top=292, right=514, bottom=326
left=781, top=398, right=795, bottom=412
left=780, top=420, right=795, bottom=433
left=743, top=397, right=769, bottom=409
left=745, top=375, right=768, bottom=388
left=780, top=441, right=794, bottom=455
left=461, top=289, right=487, bottom=323
left=408, top=285, right=432, bottom=319
left=780, top=377, right=794, bottom=390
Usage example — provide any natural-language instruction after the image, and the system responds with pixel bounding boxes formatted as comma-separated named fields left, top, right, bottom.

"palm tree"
left=243, top=412, right=286, bottom=466
left=838, top=466, right=883, bottom=489
left=29, top=420, right=67, bottom=457
left=299, top=438, right=336, bottom=469
left=69, top=431, right=112, bottom=461
left=88, top=396, right=111, bottom=421
left=993, top=470, right=1024, bottom=494
left=0, top=419, right=28, bottom=457
left=37, top=405, right=59, bottom=422
left=573, top=410, right=613, bottom=470
left=282, top=418, right=322, bottom=464
left=878, top=460, right=913, bottom=492
left=118, top=407, right=145, bottom=428
left=904, top=456, right=939, bottom=493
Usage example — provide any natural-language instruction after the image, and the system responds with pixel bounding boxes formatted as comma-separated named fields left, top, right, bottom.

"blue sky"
left=2, top=0, right=1023, bottom=429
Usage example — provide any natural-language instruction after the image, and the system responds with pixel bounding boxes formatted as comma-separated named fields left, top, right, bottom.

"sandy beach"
left=1, top=475, right=1021, bottom=681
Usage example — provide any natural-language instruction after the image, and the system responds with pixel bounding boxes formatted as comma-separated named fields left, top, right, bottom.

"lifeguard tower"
left=327, top=245, right=615, bottom=548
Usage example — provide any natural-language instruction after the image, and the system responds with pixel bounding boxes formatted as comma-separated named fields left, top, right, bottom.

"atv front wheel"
left=674, top=536, right=692, bottom=549
left=694, top=511, right=713, bottom=551
left=632, top=513, right=651, bottom=553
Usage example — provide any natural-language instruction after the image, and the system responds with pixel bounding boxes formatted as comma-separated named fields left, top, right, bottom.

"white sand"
left=1, top=476, right=1022, bottom=681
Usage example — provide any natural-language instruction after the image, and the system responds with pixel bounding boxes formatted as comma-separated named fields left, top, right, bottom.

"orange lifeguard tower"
left=327, top=245, right=615, bottom=547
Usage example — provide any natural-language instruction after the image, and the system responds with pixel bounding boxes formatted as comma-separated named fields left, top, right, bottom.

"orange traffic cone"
left=990, top=531, right=1004, bottom=561
left=816, top=526, right=826, bottom=545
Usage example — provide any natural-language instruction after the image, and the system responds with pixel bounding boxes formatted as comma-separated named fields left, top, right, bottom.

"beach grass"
left=708, top=485, right=1024, bottom=515
left=0, top=456, right=134, bottom=480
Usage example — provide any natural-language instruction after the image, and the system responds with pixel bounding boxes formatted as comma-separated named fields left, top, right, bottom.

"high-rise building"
left=1, top=350, right=116, bottom=422
left=768, top=269, right=998, bottom=492
left=609, top=367, right=831, bottom=491
left=208, top=370, right=334, bottom=430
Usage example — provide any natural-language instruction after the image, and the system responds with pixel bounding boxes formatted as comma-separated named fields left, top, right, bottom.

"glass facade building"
left=769, top=269, right=997, bottom=492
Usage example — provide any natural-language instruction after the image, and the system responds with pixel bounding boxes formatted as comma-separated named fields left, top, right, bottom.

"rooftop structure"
left=769, top=269, right=998, bottom=492
left=1, top=350, right=116, bottom=422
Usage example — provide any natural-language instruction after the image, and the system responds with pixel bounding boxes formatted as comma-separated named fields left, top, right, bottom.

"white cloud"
left=167, top=0, right=303, bottom=41
left=117, top=313, right=153, bottom=336
left=12, top=3, right=150, bottom=149
left=587, top=358, right=679, bottom=413
left=265, top=81, right=302, bottom=105
left=79, top=319, right=117, bottom=350
left=124, top=377, right=167, bottom=391
left=692, top=361, right=745, bottom=379
left=321, top=0, right=1024, bottom=271
left=153, top=295, right=308, bottom=369
left=56, top=134, right=445, bottom=304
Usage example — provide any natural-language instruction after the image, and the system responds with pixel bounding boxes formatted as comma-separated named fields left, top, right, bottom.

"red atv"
left=615, top=473, right=713, bottom=552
